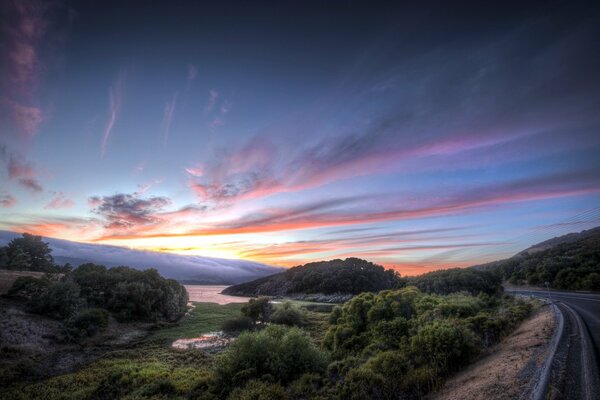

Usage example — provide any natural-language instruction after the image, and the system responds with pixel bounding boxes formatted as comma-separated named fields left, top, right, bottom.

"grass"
left=149, top=302, right=243, bottom=342
left=0, top=300, right=333, bottom=399
left=0, top=346, right=213, bottom=400
left=0, top=302, right=243, bottom=400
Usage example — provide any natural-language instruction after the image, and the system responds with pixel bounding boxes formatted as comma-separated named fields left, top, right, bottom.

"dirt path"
left=429, top=305, right=555, bottom=400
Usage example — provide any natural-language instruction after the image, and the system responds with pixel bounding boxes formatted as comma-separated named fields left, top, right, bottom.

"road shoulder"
left=429, top=304, right=555, bottom=400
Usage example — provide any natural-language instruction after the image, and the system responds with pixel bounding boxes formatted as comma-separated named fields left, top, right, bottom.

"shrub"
left=227, top=380, right=289, bottom=400
left=66, top=307, right=110, bottom=338
left=8, top=276, right=50, bottom=300
left=240, top=297, right=272, bottom=324
left=270, top=302, right=307, bottom=327
left=215, top=325, right=327, bottom=393
left=411, top=320, right=479, bottom=375
left=31, top=281, right=82, bottom=320
left=221, top=316, right=255, bottom=333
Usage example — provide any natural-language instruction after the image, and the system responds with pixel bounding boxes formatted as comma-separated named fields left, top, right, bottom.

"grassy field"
left=150, top=302, right=243, bottom=342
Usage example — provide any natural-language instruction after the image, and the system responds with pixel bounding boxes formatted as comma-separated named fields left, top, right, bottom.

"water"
left=185, top=285, right=252, bottom=304
left=171, top=332, right=233, bottom=350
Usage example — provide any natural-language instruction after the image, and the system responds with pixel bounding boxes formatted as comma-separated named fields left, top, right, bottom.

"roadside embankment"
left=429, top=303, right=555, bottom=400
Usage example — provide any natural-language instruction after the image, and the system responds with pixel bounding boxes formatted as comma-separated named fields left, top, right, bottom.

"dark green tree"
left=241, top=297, right=272, bottom=324
left=7, top=246, right=31, bottom=270
left=7, top=233, right=54, bottom=271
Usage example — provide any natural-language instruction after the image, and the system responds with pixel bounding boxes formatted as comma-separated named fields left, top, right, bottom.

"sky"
left=1, top=0, right=600, bottom=275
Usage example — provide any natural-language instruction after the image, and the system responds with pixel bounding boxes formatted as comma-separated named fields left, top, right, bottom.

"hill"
left=0, top=231, right=281, bottom=285
left=475, top=227, right=600, bottom=290
left=222, top=258, right=400, bottom=297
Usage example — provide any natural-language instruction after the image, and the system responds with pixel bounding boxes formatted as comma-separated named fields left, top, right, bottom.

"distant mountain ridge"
left=0, top=231, right=281, bottom=285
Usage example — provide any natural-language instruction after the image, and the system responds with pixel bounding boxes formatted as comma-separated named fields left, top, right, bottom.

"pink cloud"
left=0, top=0, right=56, bottom=138
left=104, top=168, right=600, bottom=241
left=185, top=165, right=204, bottom=177
left=45, top=192, right=75, bottom=209
left=3, top=150, right=44, bottom=192
left=0, top=194, right=16, bottom=208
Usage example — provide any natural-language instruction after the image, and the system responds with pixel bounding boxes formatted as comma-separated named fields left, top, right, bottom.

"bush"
left=215, top=325, right=327, bottom=394
left=8, top=276, right=50, bottom=300
left=221, top=316, right=255, bottom=333
left=270, top=302, right=307, bottom=327
left=66, top=308, right=109, bottom=338
left=31, top=281, right=82, bottom=320
left=411, top=320, right=479, bottom=375
left=240, top=297, right=272, bottom=324
left=227, top=380, right=289, bottom=400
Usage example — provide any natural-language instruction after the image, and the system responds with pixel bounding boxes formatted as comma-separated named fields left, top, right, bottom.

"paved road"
left=510, top=288, right=600, bottom=400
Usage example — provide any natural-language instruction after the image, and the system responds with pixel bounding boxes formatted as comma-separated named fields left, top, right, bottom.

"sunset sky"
left=1, top=0, right=600, bottom=275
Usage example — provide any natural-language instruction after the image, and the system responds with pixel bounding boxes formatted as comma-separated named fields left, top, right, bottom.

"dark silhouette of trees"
left=224, top=258, right=404, bottom=296
left=5, top=233, right=54, bottom=271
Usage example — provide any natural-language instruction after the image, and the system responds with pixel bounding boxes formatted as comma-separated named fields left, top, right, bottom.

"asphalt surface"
left=510, top=288, right=600, bottom=400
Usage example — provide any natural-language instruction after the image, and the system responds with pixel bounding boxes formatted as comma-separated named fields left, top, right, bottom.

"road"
left=510, top=288, right=600, bottom=400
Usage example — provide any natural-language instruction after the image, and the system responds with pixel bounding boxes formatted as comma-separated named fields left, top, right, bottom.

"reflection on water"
left=171, top=332, right=233, bottom=350
left=185, top=285, right=252, bottom=304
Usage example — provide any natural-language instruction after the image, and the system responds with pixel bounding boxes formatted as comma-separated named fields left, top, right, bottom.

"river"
left=184, top=285, right=252, bottom=304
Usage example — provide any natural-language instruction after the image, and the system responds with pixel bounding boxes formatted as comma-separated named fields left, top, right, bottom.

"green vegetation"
left=9, top=264, right=188, bottom=324
left=0, top=345, right=213, bottom=400
left=1, top=286, right=533, bottom=400
left=223, top=258, right=403, bottom=297
left=481, top=227, right=600, bottom=290
left=240, top=296, right=272, bottom=324
left=270, top=301, right=308, bottom=327
left=321, top=287, right=531, bottom=399
left=152, top=302, right=243, bottom=342
left=213, top=325, right=328, bottom=396
left=1, top=236, right=540, bottom=400
left=409, top=268, right=502, bottom=295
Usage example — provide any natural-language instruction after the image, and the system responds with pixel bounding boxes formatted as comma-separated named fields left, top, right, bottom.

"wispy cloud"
left=101, top=70, right=127, bottom=158
left=45, top=192, right=75, bottom=209
left=0, top=194, right=16, bottom=208
left=0, top=0, right=56, bottom=138
left=161, top=93, right=178, bottom=146
left=0, top=146, right=44, bottom=192
left=103, top=168, right=600, bottom=241
left=204, top=89, right=218, bottom=113
left=186, top=64, right=197, bottom=90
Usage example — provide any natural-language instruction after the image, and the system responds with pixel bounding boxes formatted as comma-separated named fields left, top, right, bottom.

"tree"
left=7, top=246, right=31, bottom=270
left=7, top=233, right=54, bottom=271
left=0, top=246, right=8, bottom=267
left=241, top=297, right=272, bottom=324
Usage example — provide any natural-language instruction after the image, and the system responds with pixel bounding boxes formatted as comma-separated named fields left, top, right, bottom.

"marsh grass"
left=149, top=302, right=243, bottom=342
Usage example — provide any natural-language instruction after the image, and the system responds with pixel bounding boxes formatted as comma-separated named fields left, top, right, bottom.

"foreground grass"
left=150, top=302, right=243, bottom=342
left=0, top=345, right=213, bottom=400
left=0, top=302, right=243, bottom=400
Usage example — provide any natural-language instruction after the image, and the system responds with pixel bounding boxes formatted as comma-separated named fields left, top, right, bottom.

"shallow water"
left=171, top=332, right=233, bottom=350
left=185, top=285, right=252, bottom=304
